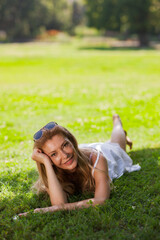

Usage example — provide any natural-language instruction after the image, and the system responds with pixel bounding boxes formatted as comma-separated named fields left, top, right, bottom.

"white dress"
left=79, top=142, right=141, bottom=181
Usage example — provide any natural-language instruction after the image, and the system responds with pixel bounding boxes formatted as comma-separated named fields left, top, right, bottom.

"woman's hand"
left=17, top=197, right=107, bottom=217
left=32, top=148, right=51, bottom=165
left=18, top=212, right=29, bottom=217
left=17, top=206, right=59, bottom=217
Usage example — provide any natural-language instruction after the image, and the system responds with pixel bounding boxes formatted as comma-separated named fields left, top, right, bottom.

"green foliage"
left=85, top=0, right=121, bottom=31
left=121, top=0, right=153, bottom=46
left=150, top=0, right=160, bottom=34
left=0, top=41, right=160, bottom=239
left=72, top=1, right=84, bottom=28
left=0, top=0, right=71, bottom=41
left=85, top=0, right=160, bottom=46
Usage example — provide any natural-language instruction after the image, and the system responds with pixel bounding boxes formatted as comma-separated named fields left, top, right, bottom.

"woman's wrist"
left=43, top=158, right=53, bottom=168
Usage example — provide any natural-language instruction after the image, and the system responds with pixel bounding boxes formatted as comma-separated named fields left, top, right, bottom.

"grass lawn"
left=0, top=39, right=160, bottom=240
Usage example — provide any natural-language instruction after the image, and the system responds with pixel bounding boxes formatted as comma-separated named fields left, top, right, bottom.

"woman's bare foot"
left=112, top=114, right=133, bottom=150
left=111, top=114, right=126, bottom=150
left=112, top=114, right=122, bottom=127
left=124, top=130, right=133, bottom=150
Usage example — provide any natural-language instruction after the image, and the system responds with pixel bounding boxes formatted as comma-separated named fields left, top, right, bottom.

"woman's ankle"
left=112, top=114, right=122, bottom=127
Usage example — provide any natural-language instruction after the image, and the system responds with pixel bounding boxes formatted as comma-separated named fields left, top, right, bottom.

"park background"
left=0, top=0, right=160, bottom=239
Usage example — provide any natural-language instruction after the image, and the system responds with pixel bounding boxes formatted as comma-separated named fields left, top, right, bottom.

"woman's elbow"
left=50, top=200, right=65, bottom=206
left=94, top=197, right=108, bottom=205
left=50, top=198, right=67, bottom=206
left=50, top=193, right=67, bottom=206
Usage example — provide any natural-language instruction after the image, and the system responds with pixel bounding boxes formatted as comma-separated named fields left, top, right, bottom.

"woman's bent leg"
left=110, top=114, right=127, bottom=151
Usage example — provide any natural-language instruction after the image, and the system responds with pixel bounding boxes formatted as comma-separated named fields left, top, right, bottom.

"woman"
left=19, top=114, right=140, bottom=216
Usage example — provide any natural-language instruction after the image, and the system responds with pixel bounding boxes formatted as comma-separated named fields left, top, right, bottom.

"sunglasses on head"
left=33, top=122, right=58, bottom=141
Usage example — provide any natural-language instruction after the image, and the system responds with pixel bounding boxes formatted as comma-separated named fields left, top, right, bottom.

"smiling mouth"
left=64, top=155, right=74, bottom=165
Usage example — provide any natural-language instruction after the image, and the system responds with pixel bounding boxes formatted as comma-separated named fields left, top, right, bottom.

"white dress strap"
left=92, top=150, right=101, bottom=176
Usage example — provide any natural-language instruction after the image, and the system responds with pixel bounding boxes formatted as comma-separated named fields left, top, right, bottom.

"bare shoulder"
left=81, top=148, right=110, bottom=199
left=90, top=149, right=108, bottom=171
left=80, top=147, right=108, bottom=172
left=80, top=147, right=93, bottom=159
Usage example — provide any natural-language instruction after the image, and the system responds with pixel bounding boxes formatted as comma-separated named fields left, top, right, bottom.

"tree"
left=122, top=0, right=152, bottom=46
left=0, top=0, right=71, bottom=41
left=85, top=0, right=160, bottom=47
left=72, top=1, right=84, bottom=28
left=86, top=0, right=121, bottom=31
left=150, top=0, right=160, bottom=35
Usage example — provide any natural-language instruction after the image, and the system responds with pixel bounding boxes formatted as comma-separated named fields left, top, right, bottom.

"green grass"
left=0, top=40, right=160, bottom=240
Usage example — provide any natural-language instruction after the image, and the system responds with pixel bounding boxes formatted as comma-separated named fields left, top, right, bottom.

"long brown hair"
left=33, top=125, right=96, bottom=195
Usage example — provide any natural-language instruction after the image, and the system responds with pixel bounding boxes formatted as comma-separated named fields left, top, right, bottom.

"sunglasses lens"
left=33, top=130, right=43, bottom=140
left=33, top=122, right=58, bottom=141
left=44, top=122, right=57, bottom=130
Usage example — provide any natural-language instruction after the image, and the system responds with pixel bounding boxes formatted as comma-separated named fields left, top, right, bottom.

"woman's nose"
left=60, top=149, right=69, bottom=159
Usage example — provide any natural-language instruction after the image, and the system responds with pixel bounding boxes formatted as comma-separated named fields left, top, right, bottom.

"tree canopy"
left=0, top=0, right=159, bottom=44
left=85, top=0, right=160, bottom=46
left=0, top=0, right=71, bottom=41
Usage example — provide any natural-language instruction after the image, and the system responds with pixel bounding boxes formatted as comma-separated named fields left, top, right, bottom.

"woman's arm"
left=92, top=153, right=110, bottom=200
left=32, top=149, right=67, bottom=205
left=44, top=160, right=67, bottom=205
left=18, top=197, right=105, bottom=216
left=34, top=154, right=110, bottom=213
left=19, top=152, right=109, bottom=216
left=33, top=197, right=105, bottom=213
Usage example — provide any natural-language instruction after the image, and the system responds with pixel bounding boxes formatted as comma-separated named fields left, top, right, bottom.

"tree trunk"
left=138, top=33, right=149, bottom=47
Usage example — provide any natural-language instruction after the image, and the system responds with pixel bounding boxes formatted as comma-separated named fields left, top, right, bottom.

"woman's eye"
left=51, top=153, right=56, bottom=157
left=64, top=142, right=69, bottom=147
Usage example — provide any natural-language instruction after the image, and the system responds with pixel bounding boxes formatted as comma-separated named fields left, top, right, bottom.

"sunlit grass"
left=0, top=41, right=160, bottom=239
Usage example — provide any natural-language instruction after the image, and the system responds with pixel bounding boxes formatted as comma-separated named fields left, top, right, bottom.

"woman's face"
left=42, top=134, right=78, bottom=171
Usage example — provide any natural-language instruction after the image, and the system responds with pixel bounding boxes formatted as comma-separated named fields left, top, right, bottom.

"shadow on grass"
left=78, top=46, right=155, bottom=51
left=0, top=170, right=39, bottom=213
left=1, top=147, right=159, bottom=211
left=129, top=147, right=160, bottom=167
left=0, top=147, right=160, bottom=239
